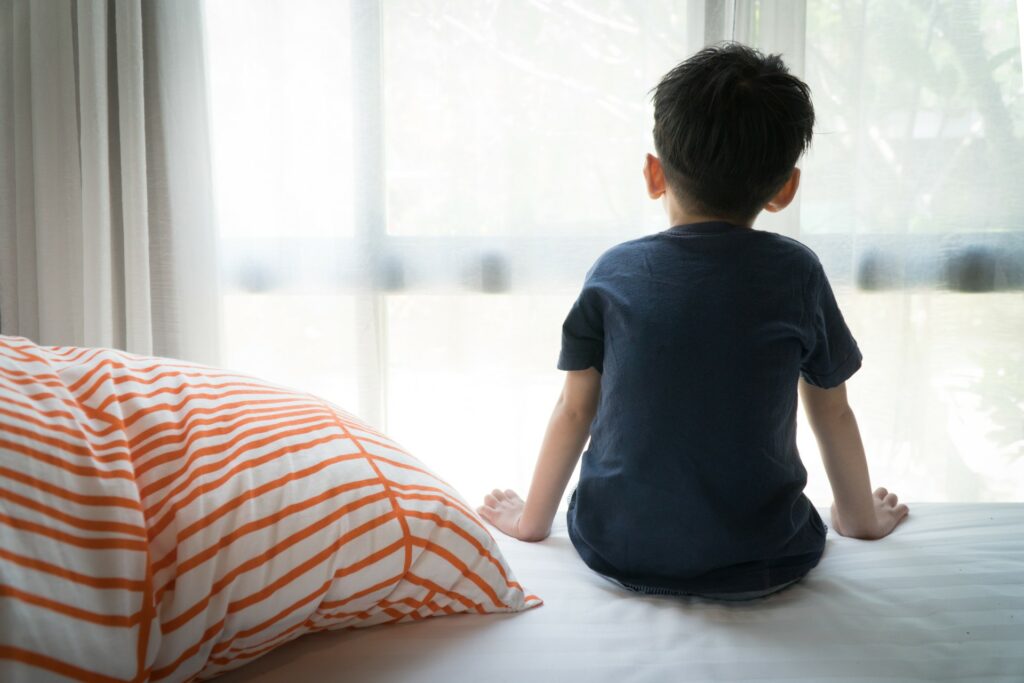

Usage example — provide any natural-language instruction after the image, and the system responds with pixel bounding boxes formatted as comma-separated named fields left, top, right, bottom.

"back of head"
left=652, top=43, right=814, bottom=223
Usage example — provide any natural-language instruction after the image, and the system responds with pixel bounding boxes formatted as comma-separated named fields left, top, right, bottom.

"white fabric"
left=0, top=335, right=539, bottom=681
left=219, top=503, right=1024, bottom=682
left=1019, top=0, right=1024, bottom=90
left=0, top=0, right=220, bottom=366
left=203, top=1, right=1024, bottom=507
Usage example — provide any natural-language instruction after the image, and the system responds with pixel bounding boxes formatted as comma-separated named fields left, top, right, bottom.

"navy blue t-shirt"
left=561, top=221, right=862, bottom=594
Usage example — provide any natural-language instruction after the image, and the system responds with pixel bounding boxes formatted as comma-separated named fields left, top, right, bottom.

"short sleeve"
left=558, top=285, right=604, bottom=373
left=800, top=265, right=862, bottom=388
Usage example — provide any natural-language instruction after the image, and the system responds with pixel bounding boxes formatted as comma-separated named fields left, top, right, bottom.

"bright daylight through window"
left=204, top=0, right=1024, bottom=505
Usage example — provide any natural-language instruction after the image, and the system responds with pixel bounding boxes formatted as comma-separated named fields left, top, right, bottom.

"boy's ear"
left=764, top=168, right=801, bottom=213
left=643, top=153, right=667, bottom=199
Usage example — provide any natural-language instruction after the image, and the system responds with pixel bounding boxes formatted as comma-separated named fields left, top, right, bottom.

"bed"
left=3, top=337, right=1020, bottom=681
left=219, top=503, right=1024, bottom=682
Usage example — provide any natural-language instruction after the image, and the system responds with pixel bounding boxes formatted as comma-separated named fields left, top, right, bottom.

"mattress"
left=218, top=503, right=1024, bottom=682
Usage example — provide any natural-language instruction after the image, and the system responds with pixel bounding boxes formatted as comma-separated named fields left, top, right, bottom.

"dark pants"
left=595, top=571, right=801, bottom=601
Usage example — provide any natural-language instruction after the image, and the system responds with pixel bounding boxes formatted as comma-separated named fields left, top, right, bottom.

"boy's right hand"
left=831, top=487, right=909, bottom=540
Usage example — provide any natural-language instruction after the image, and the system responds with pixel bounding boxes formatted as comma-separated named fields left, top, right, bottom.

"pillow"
left=0, top=335, right=541, bottom=681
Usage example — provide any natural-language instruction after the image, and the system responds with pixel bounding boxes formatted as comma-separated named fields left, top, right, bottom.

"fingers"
left=477, top=488, right=523, bottom=534
left=878, top=488, right=904, bottom=511
left=481, top=488, right=520, bottom=512
left=881, top=502, right=910, bottom=537
left=484, top=489, right=520, bottom=505
left=491, top=489, right=524, bottom=505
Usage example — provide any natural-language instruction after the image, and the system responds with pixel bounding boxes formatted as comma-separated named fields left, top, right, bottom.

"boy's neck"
left=668, top=208, right=755, bottom=229
left=664, top=195, right=756, bottom=229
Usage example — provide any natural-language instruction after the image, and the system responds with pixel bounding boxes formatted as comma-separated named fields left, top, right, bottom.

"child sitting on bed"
left=476, top=43, right=910, bottom=601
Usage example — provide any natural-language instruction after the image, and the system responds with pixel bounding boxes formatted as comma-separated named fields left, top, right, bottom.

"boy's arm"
left=799, top=377, right=909, bottom=539
left=477, top=368, right=600, bottom=542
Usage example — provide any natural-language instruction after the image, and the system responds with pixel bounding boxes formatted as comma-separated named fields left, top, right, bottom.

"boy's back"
left=477, top=43, right=908, bottom=601
left=561, top=221, right=860, bottom=593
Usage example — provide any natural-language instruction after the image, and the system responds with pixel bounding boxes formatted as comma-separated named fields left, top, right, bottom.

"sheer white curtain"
left=206, top=0, right=1024, bottom=505
left=0, top=0, right=220, bottom=365
left=788, top=1, right=1024, bottom=502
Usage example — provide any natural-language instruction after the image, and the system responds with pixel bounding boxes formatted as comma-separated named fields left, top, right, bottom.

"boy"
left=476, top=43, right=909, bottom=600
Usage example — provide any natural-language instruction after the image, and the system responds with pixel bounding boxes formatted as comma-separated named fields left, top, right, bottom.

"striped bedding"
left=0, top=335, right=541, bottom=681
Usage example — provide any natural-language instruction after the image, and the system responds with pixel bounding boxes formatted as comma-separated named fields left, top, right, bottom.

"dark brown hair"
left=651, top=42, right=814, bottom=222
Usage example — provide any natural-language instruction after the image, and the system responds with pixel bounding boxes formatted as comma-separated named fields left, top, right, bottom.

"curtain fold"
left=0, top=0, right=220, bottom=365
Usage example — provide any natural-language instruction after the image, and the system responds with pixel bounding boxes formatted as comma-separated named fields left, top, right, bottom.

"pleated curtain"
left=0, top=0, right=220, bottom=366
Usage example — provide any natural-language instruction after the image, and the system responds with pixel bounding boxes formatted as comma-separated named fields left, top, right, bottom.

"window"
left=205, top=0, right=1024, bottom=504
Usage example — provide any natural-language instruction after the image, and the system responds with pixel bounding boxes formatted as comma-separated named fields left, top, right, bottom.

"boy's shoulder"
left=762, top=233, right=833, bottom=294
left=587, top=229, right=824, bottom=278
left=583, top=233, right=661, bottom=280
left=599, top=232, right=662, bottom=259
left=762, top=230, right=821, bottom=259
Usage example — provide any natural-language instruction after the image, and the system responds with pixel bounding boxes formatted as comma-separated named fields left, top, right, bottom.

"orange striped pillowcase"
left=0, top=335, right=541, bottom=682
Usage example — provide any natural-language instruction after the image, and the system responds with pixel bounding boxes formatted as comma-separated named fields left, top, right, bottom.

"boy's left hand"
left=477, top=489, right=534, bottom=541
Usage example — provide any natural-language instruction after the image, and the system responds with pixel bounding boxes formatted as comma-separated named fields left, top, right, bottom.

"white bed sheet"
left=219, top=504, right=1024, bottom=682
